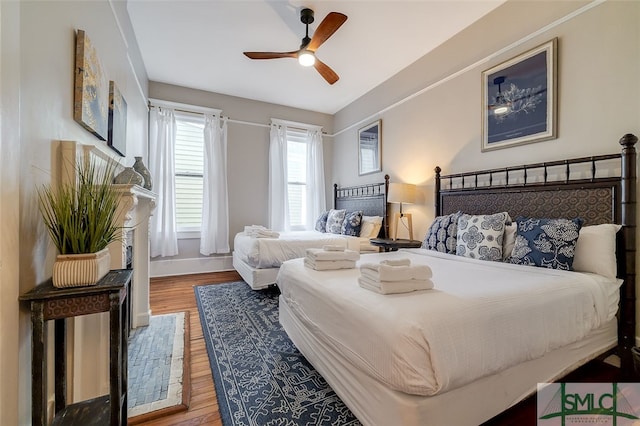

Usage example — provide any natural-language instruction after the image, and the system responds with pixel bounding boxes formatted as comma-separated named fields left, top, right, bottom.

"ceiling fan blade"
left=314, top=58, right=339, bottom=85
left=243, top=51, right=299, bottom=60
left=307, top=12, right=347, bottom=52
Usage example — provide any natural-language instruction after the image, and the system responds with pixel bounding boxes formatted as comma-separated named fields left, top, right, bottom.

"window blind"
left=174, top=113, right=204, bottom=229
left=287, top=128, right=308, bottom=230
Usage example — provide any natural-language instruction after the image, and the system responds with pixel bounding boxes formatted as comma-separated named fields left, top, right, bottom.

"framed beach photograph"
left=358, top=120, right=381, bottom=176
left=481, top=38, right=557, bottom=152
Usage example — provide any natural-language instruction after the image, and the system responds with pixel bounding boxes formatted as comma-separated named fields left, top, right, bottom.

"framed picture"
left=108, top=81, right=127, bottom=157
left=358, top=120, right=381, bottom=175
left=481, top=38, right=557, bottom=151
left=73, top=29, right=109, bottom=141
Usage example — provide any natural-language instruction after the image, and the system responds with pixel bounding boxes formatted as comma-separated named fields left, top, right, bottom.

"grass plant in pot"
left=38, top=160, right=122, bottom=288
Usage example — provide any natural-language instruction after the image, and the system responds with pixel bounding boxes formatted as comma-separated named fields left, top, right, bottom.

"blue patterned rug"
left=194, top=281, right=360, bottom=426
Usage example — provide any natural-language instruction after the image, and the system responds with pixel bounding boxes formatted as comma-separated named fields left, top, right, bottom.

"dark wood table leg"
left=54, top=318, right=67, bottom=413
left=121, top=289, right=128, bottom=425
left=31, top=302, right=47, bottom=426
left=109, top=292, right=123, bottom=426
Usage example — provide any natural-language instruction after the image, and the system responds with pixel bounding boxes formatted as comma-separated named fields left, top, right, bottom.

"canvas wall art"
left=74, top=29, right=109, bottom=141
left=108, top=81, right=127, bottom=157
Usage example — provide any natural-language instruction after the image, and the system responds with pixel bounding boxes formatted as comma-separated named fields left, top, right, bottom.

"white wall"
left=1, top=2, right=24, bottom=425
left=332, top=0, right=640, bottom=338
left=1, top=1, right=149, bottom=423
left=148, top=82, right=333, bottom=275
left=332, top=0, right=640, bottom=241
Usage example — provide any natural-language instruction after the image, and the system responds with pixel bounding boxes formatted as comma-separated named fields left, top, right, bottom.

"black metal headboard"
left=334, top=175, right=390, bottom=238
left=435, top=134, right=637, bottom=375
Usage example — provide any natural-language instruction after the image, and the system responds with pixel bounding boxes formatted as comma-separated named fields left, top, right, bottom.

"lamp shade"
left=387, top=183, right=416, bottom=204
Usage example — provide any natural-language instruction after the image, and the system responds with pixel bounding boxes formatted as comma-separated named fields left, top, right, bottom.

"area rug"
left=195, top=281, right=360, bottom=426
left=127, top=311, right=191, bottom=424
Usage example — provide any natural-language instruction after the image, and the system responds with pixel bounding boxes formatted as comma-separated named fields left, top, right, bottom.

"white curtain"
left=269, top=123, right=289, bottom=231
left=305, top=129, right=326, bottom=229
left=149, top=107, right=179, bottom=257
left=200, top=115, right=229, bottom=255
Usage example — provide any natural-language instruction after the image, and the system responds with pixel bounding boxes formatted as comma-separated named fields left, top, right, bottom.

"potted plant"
left=38, top=160, right=122, bottom=287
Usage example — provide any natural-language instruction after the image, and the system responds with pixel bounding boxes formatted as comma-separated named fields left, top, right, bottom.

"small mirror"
left=358, top=120, right=381, bottom=176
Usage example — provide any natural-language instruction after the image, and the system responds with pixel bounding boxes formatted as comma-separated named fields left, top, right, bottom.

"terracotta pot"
left=52, top=248, right=111, bottom=288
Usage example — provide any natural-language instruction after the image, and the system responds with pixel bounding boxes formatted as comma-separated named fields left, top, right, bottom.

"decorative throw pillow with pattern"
left=422, top=211, right=463, bottom=254
left=315, top=210, right=329, bottom=232
left=326, top=209, right=347, bottom=234
left=456, top=212, right=511, bottom=261
left=509, top=217, right=584, bottom=270
left=341, top=211, right=363, bottom=236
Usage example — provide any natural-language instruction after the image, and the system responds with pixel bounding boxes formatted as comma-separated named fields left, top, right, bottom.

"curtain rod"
left=148, top=103, right=328, bottom=134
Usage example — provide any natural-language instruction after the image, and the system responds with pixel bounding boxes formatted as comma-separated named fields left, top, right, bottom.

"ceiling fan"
left=243, top=8, right=347, bottom=85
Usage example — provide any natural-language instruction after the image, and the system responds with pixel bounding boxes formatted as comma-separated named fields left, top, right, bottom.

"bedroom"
left=1, top=0, right=639, bottom=425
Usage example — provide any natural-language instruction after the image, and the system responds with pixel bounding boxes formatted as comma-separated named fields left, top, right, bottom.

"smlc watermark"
left=537, top=383, right=640, bottom=425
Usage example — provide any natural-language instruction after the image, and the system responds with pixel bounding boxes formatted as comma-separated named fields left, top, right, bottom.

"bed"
left=277, top=134, right=638, bottom=426
left=233, top=176, right=390, bottom=289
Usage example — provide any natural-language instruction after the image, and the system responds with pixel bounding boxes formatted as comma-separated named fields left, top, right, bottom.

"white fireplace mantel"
left=108, top=184, right=156, bottom=328
left=57, top=140, right=157, bottom=401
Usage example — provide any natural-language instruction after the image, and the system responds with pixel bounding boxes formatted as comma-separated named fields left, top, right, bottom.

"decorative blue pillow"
left=422, top=211, right=463, bottom=254
left=315, top=210, right=329, bottom=232
left=341, top=211, right=363, bottom=236
left=509, top=217, right=584, bottom=270
left=326, top=209, right=346, bottom=234
left=456, top=212, right=511, bottom=261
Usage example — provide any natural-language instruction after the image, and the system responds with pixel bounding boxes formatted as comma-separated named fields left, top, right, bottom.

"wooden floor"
left=136, top=271, right=621, bottom=426
left=135, top=271, right=241, bottom=426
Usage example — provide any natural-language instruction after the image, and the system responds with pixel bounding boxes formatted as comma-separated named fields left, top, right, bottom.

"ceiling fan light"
left=494, top=105, right=509, bottom=115
left=298, top=50, right=315, bottom=67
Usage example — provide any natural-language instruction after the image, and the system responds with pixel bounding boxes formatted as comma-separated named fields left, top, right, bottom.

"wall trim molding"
left=150, top=255, right=234, bottom=278
left=328, top=0, right=606, bottom=138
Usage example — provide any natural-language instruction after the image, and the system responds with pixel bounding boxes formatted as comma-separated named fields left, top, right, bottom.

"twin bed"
left=276, top=134, right=638, bottom=425
left=233, top=176, right=390, bottom=289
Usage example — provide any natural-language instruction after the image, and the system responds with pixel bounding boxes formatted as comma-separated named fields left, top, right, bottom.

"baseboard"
left=150, top=255, right=234, bottom=277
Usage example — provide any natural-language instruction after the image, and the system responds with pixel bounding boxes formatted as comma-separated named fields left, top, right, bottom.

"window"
left=286, top=128, right=308, bottom=230
left=174, top=112, right=204, bottom=231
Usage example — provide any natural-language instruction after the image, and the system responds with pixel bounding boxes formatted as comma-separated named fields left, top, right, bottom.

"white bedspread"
left=277, top=249, right=620, bottom=396
left=234, top=230, right=374, bottom=268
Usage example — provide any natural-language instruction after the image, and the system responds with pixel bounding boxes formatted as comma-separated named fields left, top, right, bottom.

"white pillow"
left=502, top=223, right=517, bottom=261
left=360, top=215, right=383, bottom=238
left=572, top=224, right=622, bottom=278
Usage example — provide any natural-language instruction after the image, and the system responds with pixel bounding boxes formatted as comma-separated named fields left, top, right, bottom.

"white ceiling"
left=127, top=0, right=506, bottom=115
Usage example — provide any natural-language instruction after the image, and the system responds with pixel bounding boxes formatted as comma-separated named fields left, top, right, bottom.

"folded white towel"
left=304, top=258, right=357, bottom=271
left=244, top=225, right=280, bottom=238
left=381, top=258, right=411, bottom=267
left=323, top=244, right=345, bottom=252
left=306, top=248, right=360, bottom=261
left=360, top=263, right=432, bottom=281
left=253, top=230, right=280, bottom=238
left=358, top=276, right=434, bottom=294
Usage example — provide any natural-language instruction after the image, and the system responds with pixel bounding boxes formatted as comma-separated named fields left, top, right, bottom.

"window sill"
left=177, top=230, right=200, bottom=240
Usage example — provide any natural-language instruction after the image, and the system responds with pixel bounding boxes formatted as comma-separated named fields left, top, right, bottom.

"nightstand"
left=369, top=238, right=423, bottom=252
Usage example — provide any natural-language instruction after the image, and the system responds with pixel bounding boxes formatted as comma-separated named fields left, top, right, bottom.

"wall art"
left=74, top=29, right=109, bottom=141
left=481, top=38, right=557, bottom=151
left=108, top=81, right=127, bottom=157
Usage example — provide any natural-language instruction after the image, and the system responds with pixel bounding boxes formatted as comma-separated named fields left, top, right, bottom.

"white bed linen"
left=277, top=249, right=620, bottom=396
left=233, top=230, right=374, bottom=268
left=280, top=296, right=616, bottom=426
left=232, top=252, right=279, bottom=290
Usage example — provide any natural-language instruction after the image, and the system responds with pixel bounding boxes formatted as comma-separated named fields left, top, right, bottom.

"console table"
left=20, top=269, right=132, bottom=426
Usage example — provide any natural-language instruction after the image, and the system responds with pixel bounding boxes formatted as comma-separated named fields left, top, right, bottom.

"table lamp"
left=387, top=182, right=416, bottom=240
